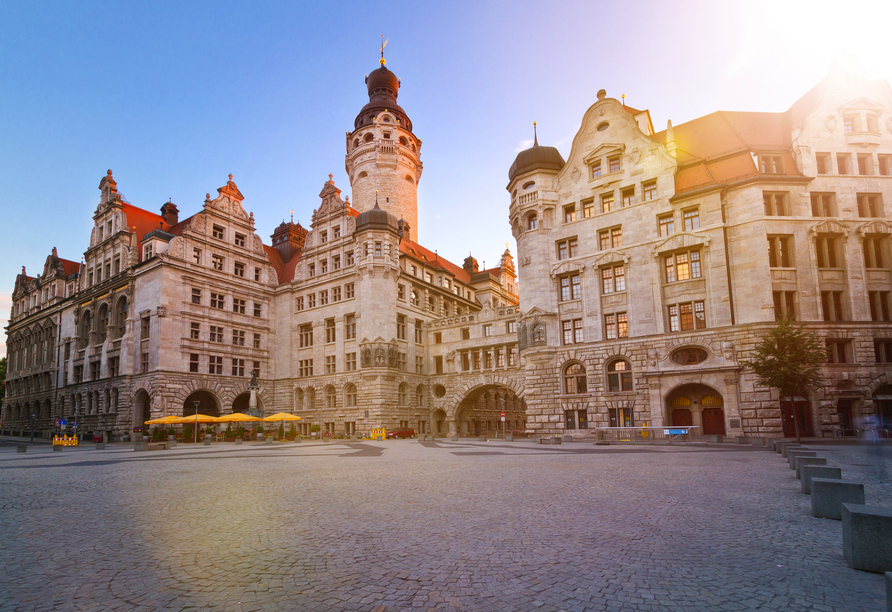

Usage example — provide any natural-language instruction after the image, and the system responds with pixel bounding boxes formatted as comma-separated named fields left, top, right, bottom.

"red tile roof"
left=399, top=239, right=471, bottom=284
left=122, top=203, right=170, bottom=262
left=60, top=258, right=81, bottom=278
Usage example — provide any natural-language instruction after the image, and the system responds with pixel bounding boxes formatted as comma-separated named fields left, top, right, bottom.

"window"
left=507, top=321, right=517, bottom=334
left=664, top=250, right=701, bottom=282
left=307, top=293, right=316, bottom=308
left=91, top=360, right=101, bottom=380
left=642, top=180, right=657, bottom=201
left=396, top=314, right=407, bottom=340
left=564, top=205, right=576, bottom=223
left=607, top=359, right=633, bottom=392
left=601, top=193, right=614, bottom=213
left=415, top=319, right=424, bottom=343
left=234, top=262, right=245, bottom=277
left=658, top=214, right=674, bottom=237
left=346, top=352, right=357, bottom=371
left=319, top=290, right=328, bottom=306
left=212, top=225, right=224, bottom=240
left=253, top=333, right=261, bottom=349
left=191, top=288, right=202, bottom=304
left=608, top=156, right=621, bottom=173
left=209, top=325, right=223, bottom=343
left=253, top=361, right=260, bottom=378
left=332, top=255, right=340, bottom=271
left=668, top=301, right=706, bottom=332
left=232, top=358, right=245, bottom=376
left=591, top=160, right=602, bottom=178
left=857, top=194, right=882, bottom=218
left=345, top=283, right=354, bottom=299
left=320, top=231, right=327, bottom=244
left=561, top=319, right=583, bottom=345
left=671, top=348, right=708, bottom=365
left=559, top=274, right=581, bottom=301
left=879, top=155, right=891, bottom=176
left=143, top=244, right=153, bottom=260
left=346, top=251, right=354, bottom=266
left=325, top=318, right=335, bottom=343
left=345, top=384, right=356, bottom=407
left=295, top=296, right=304, bottom=311
left=557, top=238, right=578, bottom=260
left=320, top=259, right=328, bottom=274
left=821, top=291, right=845, bottom=321
left=604, top=312, right=628, bottom=339
left=109, top=356, right=119, bottom=377
left=345, top=314, right=356, bottom=340
left=563, top=363, right=587, bottom=394
left=601, top=265, right=625, bottom=294
left=211, top=292, right=224, bottom=309
left=190, top=322, right=200, bottom=340
left=416, top=356, right=424, bottom=374
left=308, top=263, right=315, bottom=277
left=527, top=214, right=539, bottom=230
left=768, top=235, right=793, bottom=267
left=459, top=327, right=471, bottom=340
left=773, top=291, right=796, bottom=321
left=582, top=198, right=595, bottom=218
left=141, top=317, right=150, bottom=340
left=763, top=192, right=790, bottom=216
left=759, top=155, right=783, bottom=174
left=864, top=235, right=887, bottom=269
left=234, top=233, right=246, bottom=248
left=398, top=352, right=407, bottom=371
left=232, top=329, right=245, bottom=346
left=621, top=187, right=635, bottom=208
left=508, top=346, right=518, bottom=366
left=483, top=324, right=492, bottom=337
left=375, top=242, right=382, bottom=257
left=325, top=355, right=336, bottom=374
left=192, top=248, right=202, bottom=265
left=816, top=153, right=831, bottom=175
left=211, top=254, right=224, bottom=271
left=811, top=193, right=835, bottom=217
left=869, top=291, right=891, bottom=322
left=233, top=298, right=246, bottom=314
left=857, top=154, right=872, bottom=176
left=189, top=354, right=199, bottom=373
left=434, top=355, right=444, bottom=374
left=253, top=302, right=262, bottom=317
left=333, top=226, right=340, bottom=239
left=825, top=340, right=851, bottom=364
left=875, top=340, right=892, bottom=363
left=299, top=359, right=313, bottom=377
left=843, top=115, right=856, bottom=133
left=599, top=227, right=622, bottom=250
left=682, top=207, right=699, bottom=231
left=815, top=236, right=841, bottom=268
left=208, top=355, right=222, bottom=375
left=867, top=115, right=879, bottom=133
left=255, top=267, right=261, bottom=281
left=299, top=324, right=313, bottom=348
left=837, top=153, right=850, bottom=175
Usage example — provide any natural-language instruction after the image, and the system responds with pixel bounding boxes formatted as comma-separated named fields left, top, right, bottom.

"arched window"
left=295, top=388, right=303, bottom=411
left=80, top=310, right=92, bottom=347
left=415, top=385, right=425, bottom=408
left=353, top=138, right=360, bottom=148
left=563, top=363, right=587, bottom=394
left=363, top=133, right=373, bottom=143
left=345, top=384, right=357, bottom=408
left=98, top=304, right=109, bottom=343
left=606, top=359, right=633, bottom=392
left=307, top=388, right=315, bottom=410
left=399, top=136, right=408, bottom=146
left=325, top=386, right=336, bottom=409
left=398, top=383, right=408, bottom=406
left=527, top=213, right=538, bottom=230
left=116, top=297, right=128, bottom=338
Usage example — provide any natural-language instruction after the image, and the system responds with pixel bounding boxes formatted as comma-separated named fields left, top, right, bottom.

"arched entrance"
left=232, top=393, right=264, bottom=414
left=666, top=384, right=725, bottom=436
left=133, top=389, right=151, bottom=431
left=780, top=396, right=813, bottom=438
left=453, top=385, right=525, bottom=437
left=182, top=390, right=220, bottom=417
left=872, top=385, right=892, bottom=429
left=432, top=409, right=447, bottom=436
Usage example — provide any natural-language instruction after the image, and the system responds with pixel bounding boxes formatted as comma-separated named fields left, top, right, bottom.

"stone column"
left=723, top=373, right=744, bottom=436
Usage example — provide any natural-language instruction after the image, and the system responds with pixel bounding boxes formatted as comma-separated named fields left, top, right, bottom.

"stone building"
left=4, top=56, right=892, bottom=441
left=508, top=56, right=892, bottom=437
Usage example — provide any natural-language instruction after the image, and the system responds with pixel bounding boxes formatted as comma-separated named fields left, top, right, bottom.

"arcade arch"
left=182, top=390, right=221, bottom=417
left=666, top=384, right=726, bottom=436
left=452, top=384, right=526, bottom=437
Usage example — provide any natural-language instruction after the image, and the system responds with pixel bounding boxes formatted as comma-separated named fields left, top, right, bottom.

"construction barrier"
left=53, top=435, right=79, bottom=447
left=371, top=427, right=386, bottom=440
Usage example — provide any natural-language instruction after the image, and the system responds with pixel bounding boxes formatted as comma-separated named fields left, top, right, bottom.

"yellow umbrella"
left=173, top=414, right=219, bottom=443
left=217, top=412, right=262, bottom=422
left=144, top=415, right=183, bottom=425
left=263, top=412, right=302, bottom=441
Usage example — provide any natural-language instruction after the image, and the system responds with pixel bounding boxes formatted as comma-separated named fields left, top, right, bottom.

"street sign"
left=72, top=423, right=78, bottom=428
left=57, top=419, right=67, bottom=426
left=501, top=411, right=505, bottom=422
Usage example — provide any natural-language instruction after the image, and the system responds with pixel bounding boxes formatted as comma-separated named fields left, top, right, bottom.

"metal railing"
left=595, top=426, right=700, bottom=443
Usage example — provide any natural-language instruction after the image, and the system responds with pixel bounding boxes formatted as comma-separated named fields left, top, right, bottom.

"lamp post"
left=193, top=400, right=200, bottom=444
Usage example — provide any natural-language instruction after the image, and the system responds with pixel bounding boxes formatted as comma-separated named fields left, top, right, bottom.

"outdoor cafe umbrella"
left=216, top=412, right=262, bottom=439
left=262, top=412, right=302, bottom=439
left=172, top=414, right=220, bottom=443
left=143, top=415, right=184, bottom=439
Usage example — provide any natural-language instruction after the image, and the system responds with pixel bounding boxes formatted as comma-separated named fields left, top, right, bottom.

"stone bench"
left=95, top=443, right=105, bottom=450
left=133, top=441, right=148, bottom=451
left=842, top=504, right=892, bottom=574
left=735, top=436, right=750, bottom=444
left=788, top=450, right=817, bottom=468
left=795, top=456, right=828, bottom=478
left=478, top=435, right=487, bottom=441
left=145, top=441, right=170, bottom=451
left=53, top=445, right=63, bottom=452
left=708, top=435, right=724, bottom=444
left=16, top=445, right=27, bottom=453
left=801, top=465, right=842, bottom=494
left=538, top=436, right=561, bottom=445
left=781, top=444, right=805, bottom=458
left=812, top=479, right=865, bottom=520
left=563, top=436, right=572, bottom=443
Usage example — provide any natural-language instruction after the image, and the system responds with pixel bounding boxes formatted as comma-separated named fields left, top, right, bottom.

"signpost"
left=501, top=411, right=505, bottom=439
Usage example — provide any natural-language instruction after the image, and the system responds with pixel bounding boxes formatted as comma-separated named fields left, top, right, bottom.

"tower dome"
left=507, top=123, right=565, bottom=183
left=355, top=202, right=400, bottom=234
left=354, top=64, right=412, bottom=131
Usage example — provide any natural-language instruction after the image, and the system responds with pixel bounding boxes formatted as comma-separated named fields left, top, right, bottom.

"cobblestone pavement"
left=0, top=438, right=890, bottom=612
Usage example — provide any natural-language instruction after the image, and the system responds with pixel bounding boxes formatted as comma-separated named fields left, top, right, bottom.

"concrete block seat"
left=811, top=479, right=865, bottom=520
left=842, top=504, right=892, bottom=574
left=801, top=465, right=842, bottom=494
left=788, top=450, right=818, bottom=468
left=781, top=444, right=805, bottom=459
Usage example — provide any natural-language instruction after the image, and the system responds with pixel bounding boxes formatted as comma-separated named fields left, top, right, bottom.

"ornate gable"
left=810, top=220, right=850, bottom=236
left=550, top=259, right=586, bottom=278
left=652, top=232, right=710, bottom=256
left=838, top=97, right=885, bottom=114
left=859, top=220, right=892, bottom=236
left=583, top=143, right=626, bottom=166
left=591, top=249, right=630, bottom=267
left=313, top=176, right=347, bottom=223
left=206, top=175, right=250, bottom=221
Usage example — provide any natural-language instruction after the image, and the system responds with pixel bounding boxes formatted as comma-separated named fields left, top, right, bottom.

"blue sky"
left=1, top=0, right=889, bottom=354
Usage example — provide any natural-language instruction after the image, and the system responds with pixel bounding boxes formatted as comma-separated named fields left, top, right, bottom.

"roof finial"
left=379, top=35, right=388, bottom=66
left=328, top=173, right=333, bottom=184
left=375, top=190, right=379, bottom=208
left=228, top=173, right=233, bottom=182
left=622, top=93, right=625, bottom=107
left=290, top=209, right=294, bottom=222
left=533, top=121, right=538, bottom=146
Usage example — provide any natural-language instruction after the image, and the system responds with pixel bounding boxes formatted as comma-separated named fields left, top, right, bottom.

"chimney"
left=160, top=200, right=179, bottom=226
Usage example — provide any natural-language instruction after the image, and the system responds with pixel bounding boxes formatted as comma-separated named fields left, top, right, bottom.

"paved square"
left=0, top=439, right=890, bottom=611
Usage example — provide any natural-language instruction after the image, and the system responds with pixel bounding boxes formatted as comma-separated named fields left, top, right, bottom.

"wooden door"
left=701, top=408, right=725, bottom=435
left=672, top=409, right=692, bottom=426
left=781, top=400, right=813, bottom=437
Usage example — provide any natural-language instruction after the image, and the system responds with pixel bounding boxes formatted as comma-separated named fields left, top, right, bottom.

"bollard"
left=235, top=438, right=243, bottom=445
left=17, top=445, right=27, bottom=453
left=812, top=479, right=865, bottom=520
left=95, top=443, right=105, bottom=450
left=450, top=435, right=458, bottom=442
left=203, top=438, right=211, bottom=446
left=53, top=445, right=62, bottom=452
left=294, top=437, right=301, bottom=443
left=506, top=434, right=513, bottom=442
left=265, top=437, right=272, bottom=445
left=781, top=444, right=804, bottom=459
left=736, top=436, right=750, bottom=444
left=788, top=450, right=817, bottom=469
left=563, top=436, right=572, bottom=443
left=795, top=456, right=827, bottom=478
left=801, top=465, right=842, bottom=494
left=842, top=505, right=892, bottom=574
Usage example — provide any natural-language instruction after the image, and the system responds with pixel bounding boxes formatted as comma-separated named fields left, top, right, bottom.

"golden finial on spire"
left=533, top=121, right=538, bottom=146
left=379, top=35, right=388, bottom=66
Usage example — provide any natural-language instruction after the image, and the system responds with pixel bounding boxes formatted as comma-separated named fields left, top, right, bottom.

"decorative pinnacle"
left=228, top=173, right=233, bottom=182
left=533, top=121, right=538, bottom=146
left=329, top=173, right=333, bottom=183
left=379, top=35, right=388, bottom=66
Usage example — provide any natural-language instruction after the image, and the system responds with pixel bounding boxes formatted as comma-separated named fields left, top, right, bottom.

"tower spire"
left=533, top=121, right=538, bottom=146
left=379, top=35, right=388, bottom=66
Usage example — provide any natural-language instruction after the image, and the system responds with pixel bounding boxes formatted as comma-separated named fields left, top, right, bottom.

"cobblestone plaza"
left=1, top=439, right=890, bottom=611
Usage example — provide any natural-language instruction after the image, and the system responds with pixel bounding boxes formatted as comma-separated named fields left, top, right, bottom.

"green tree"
left=741, top=317, right=826, bottom=443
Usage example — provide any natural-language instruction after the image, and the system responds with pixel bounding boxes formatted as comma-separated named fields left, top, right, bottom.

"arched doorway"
left=780, top=396, right=813, bottom=438
left=182, top=390, right=220, bottom=417
left=232, top=393, right=264, bottom=414
left=453, top=385, right=524, bottom=437
left=872, top=385, right=892, bottom=429
left=666, top=384, right=725, bottom=435
left=133, top=389, right=151, bottom=432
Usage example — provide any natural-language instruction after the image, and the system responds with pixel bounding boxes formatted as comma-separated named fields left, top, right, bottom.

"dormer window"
left=759, top=155, right=783, bottom=174
left=843, top=115, right=858, bottom=133
left=144, top=244, right=153, bottom=259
